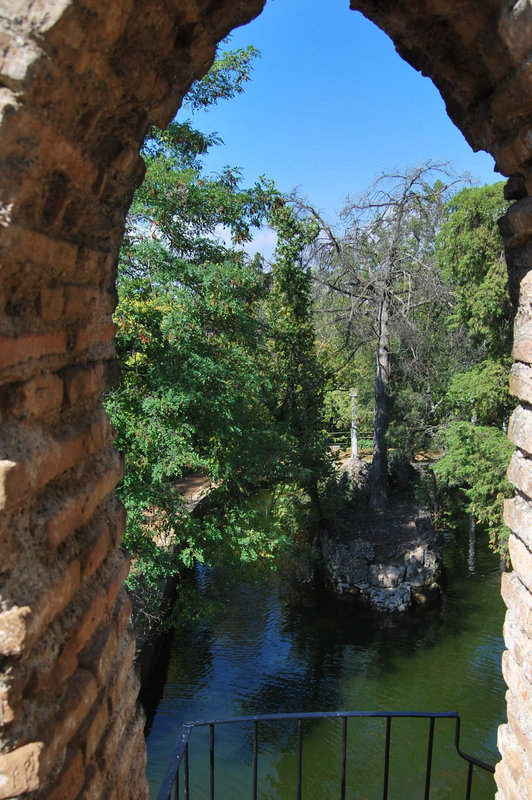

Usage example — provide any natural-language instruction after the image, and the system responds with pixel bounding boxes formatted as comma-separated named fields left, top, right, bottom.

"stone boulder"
left=320, top=508, right=442, bottom=612
left=368, top=584, right=412, bottom=613
left=369, top=564, right=405, bottom=588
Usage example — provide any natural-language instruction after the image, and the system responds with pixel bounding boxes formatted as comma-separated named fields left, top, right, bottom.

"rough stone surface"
left=321, top=510, right=442, bottom=611
left=0, top=1, right=532, bottom=798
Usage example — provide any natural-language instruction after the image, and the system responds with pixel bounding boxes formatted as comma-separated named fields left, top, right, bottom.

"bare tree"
left=296, top=163, right=461, bottom=511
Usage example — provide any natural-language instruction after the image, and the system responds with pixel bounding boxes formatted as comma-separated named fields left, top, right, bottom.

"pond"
left=143, top=523, right=507, bottom=799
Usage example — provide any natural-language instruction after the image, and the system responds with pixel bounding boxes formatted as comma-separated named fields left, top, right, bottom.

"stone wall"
left=0, top=1, right=531, bottom=798
left=0, top=2, right=265, bottom=798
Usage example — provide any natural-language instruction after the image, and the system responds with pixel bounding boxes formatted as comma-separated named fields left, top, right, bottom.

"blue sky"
left=182, top=0, right=500, bottom=245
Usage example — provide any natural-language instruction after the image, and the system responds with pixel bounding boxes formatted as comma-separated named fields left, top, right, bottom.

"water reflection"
left=144, top=527, right=506, bottom=799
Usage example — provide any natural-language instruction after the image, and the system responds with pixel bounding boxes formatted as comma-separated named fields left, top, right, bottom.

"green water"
left=144, top=527, right=506, bottom=799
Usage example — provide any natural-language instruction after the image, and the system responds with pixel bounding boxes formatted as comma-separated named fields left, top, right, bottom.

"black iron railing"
left=156, top=710, right=495, bottom=800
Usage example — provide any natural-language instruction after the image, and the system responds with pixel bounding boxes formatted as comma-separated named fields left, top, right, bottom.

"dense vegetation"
left=105, top=46, right=329, bottom=619
left=107, top=45, right=515, bottom=625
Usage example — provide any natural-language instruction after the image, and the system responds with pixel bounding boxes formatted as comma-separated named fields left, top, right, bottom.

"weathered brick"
left=64, top=285, right=99, bottom=320
left=40, top=669, right=99, bottom=778
left=504, top=615, right=532, bottom=686
left=0, top=557, right=80, bottom=656
left=0, top=524, right=18, bottom=573
left=0, top=224, right=78, bottom=272
left=0, top=604, right=32, bottom=656
left=0, top=672, right=27, bottom=726
left=0, top=458, right=29, bottom=511
left=510, top=363, right=532, bottom=404
left=27, top=637, right=79, bottom=696
left=114, top=591, right=133, bottom=639
left=104, top=550, right=131, bottom=612
left=46, top=454, right=123, bottom=549
left=40, top=285, right=65, bottom=321
left=62, top=361, right=104, bottom=408
left=496, top=724, right=524, bottom=798
left=74, top=322, right=118, bottom=353
left=34, top=416, right=114, bottom=494
left=503, top=650, right=532, bottom=726
left=80, top=518, right=113, bottom=580
left=495, top=125, right=532, bottom=177
left=97, top=672, right=139, bottom=775
left=113, top=706, right=147, bottom=791
left=499, top=2, right=532, bottom=66
left=78, top=762, right=106, bottom=800
left=495, top=756, right=524, bottom=800
left=78, top=623, right=117, bottom=688
left=0, top=741, right=44, bottom=799
left=107, top=632, right=137, bottom=715
left=513, top=337, right=532, bottom=364
left=509, top=534, right=532, bottom=594
left=109, top=496, right=127, bottom=547
left=0, top=332, right=67, bottom=370
left=505, top=498, right=532, bottom=550
left=508, top=405, right=532, bottom=455
left=46, top=747, right=85, bottom=800
left=0, top=413, right=114, bottom=511
left=73, top=688, right=109, bottom=765
left=506, top=703, right=532, bottom=766
left=72, top=591, right=107, bottom=654
left=13, top=371, right=64, bottom=420
left=502, top=571, right=532, bottom=636
left=513, top=322, right=532, bottom=364
left=508, top=450, right=532, bottom=500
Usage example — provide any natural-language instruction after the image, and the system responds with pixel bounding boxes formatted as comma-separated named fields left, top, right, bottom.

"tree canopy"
left=106, top=45, right=329, bottom=619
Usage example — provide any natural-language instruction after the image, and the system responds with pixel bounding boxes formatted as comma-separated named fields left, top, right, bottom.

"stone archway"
left=0, top=2, right=531, bottom=798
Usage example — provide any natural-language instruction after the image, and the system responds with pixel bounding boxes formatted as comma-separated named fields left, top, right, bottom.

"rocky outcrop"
left=321, top=511, right=442, bottom=612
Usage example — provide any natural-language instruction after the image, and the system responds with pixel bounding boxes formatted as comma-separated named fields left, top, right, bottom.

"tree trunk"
left=371, top=290, right=390, bottom=511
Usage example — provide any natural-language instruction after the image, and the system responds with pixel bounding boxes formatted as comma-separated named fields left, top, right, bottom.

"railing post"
left=184, top=745, right=189, bottom=800
left=341, top=716, right=348, bottom=800
left=252, top=720, right=258, bottom=800
left=382, top=716, right=391, bottom=800
left=297, top=718, right=303, bottom=800
left=424, top=716, right=435, bottom=800
left=210, top=724, right=215, bottom=800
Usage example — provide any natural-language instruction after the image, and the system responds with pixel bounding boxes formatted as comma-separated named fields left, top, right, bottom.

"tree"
left=106, top=44, right=330, bottom=614
left=303, top=163, right=459, bottom=510
left=434, top=182, right=514, bottom=554
left=264, top=201, right=330, bottom=533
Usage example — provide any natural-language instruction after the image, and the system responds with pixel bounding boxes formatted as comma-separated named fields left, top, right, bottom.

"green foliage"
left=184, top=44, right=260, bottom=111
left=265, top=202, right=330, bottom=496
left=444, top=358, right=513, bottom=427
left=430, top=183, right=515, bottom=555
left=106, top=46, right=329, bottom=616
left=434, top=422, right=514, bottom=554
left=436, top=182, right=511, bottom=357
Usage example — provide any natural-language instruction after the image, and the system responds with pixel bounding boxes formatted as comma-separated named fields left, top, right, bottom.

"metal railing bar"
left=252, top=719, right=258, bottom=800
left=182, top=709, right=461, bottom=728
left=340, top=716, right=347, bottom=800
left=209, top=724, right=215, bottom=800
left=184, top=744, right=189, bottom=800
left=454, top=715, right=495, bottom=774
left=424, top=716, right=435, bottom=800
left=155, top=710, right=496, bottom=800
left=383, top=716, right=391, bottom=800
left=465, top=761, right=474, bottom=800
left=158, top=723, right=194, bottom=800
left=297, top=718, right=303, bottom=800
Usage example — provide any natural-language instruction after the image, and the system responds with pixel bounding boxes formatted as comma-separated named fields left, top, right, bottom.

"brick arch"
left=0, top=2, right=531, bottom=798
